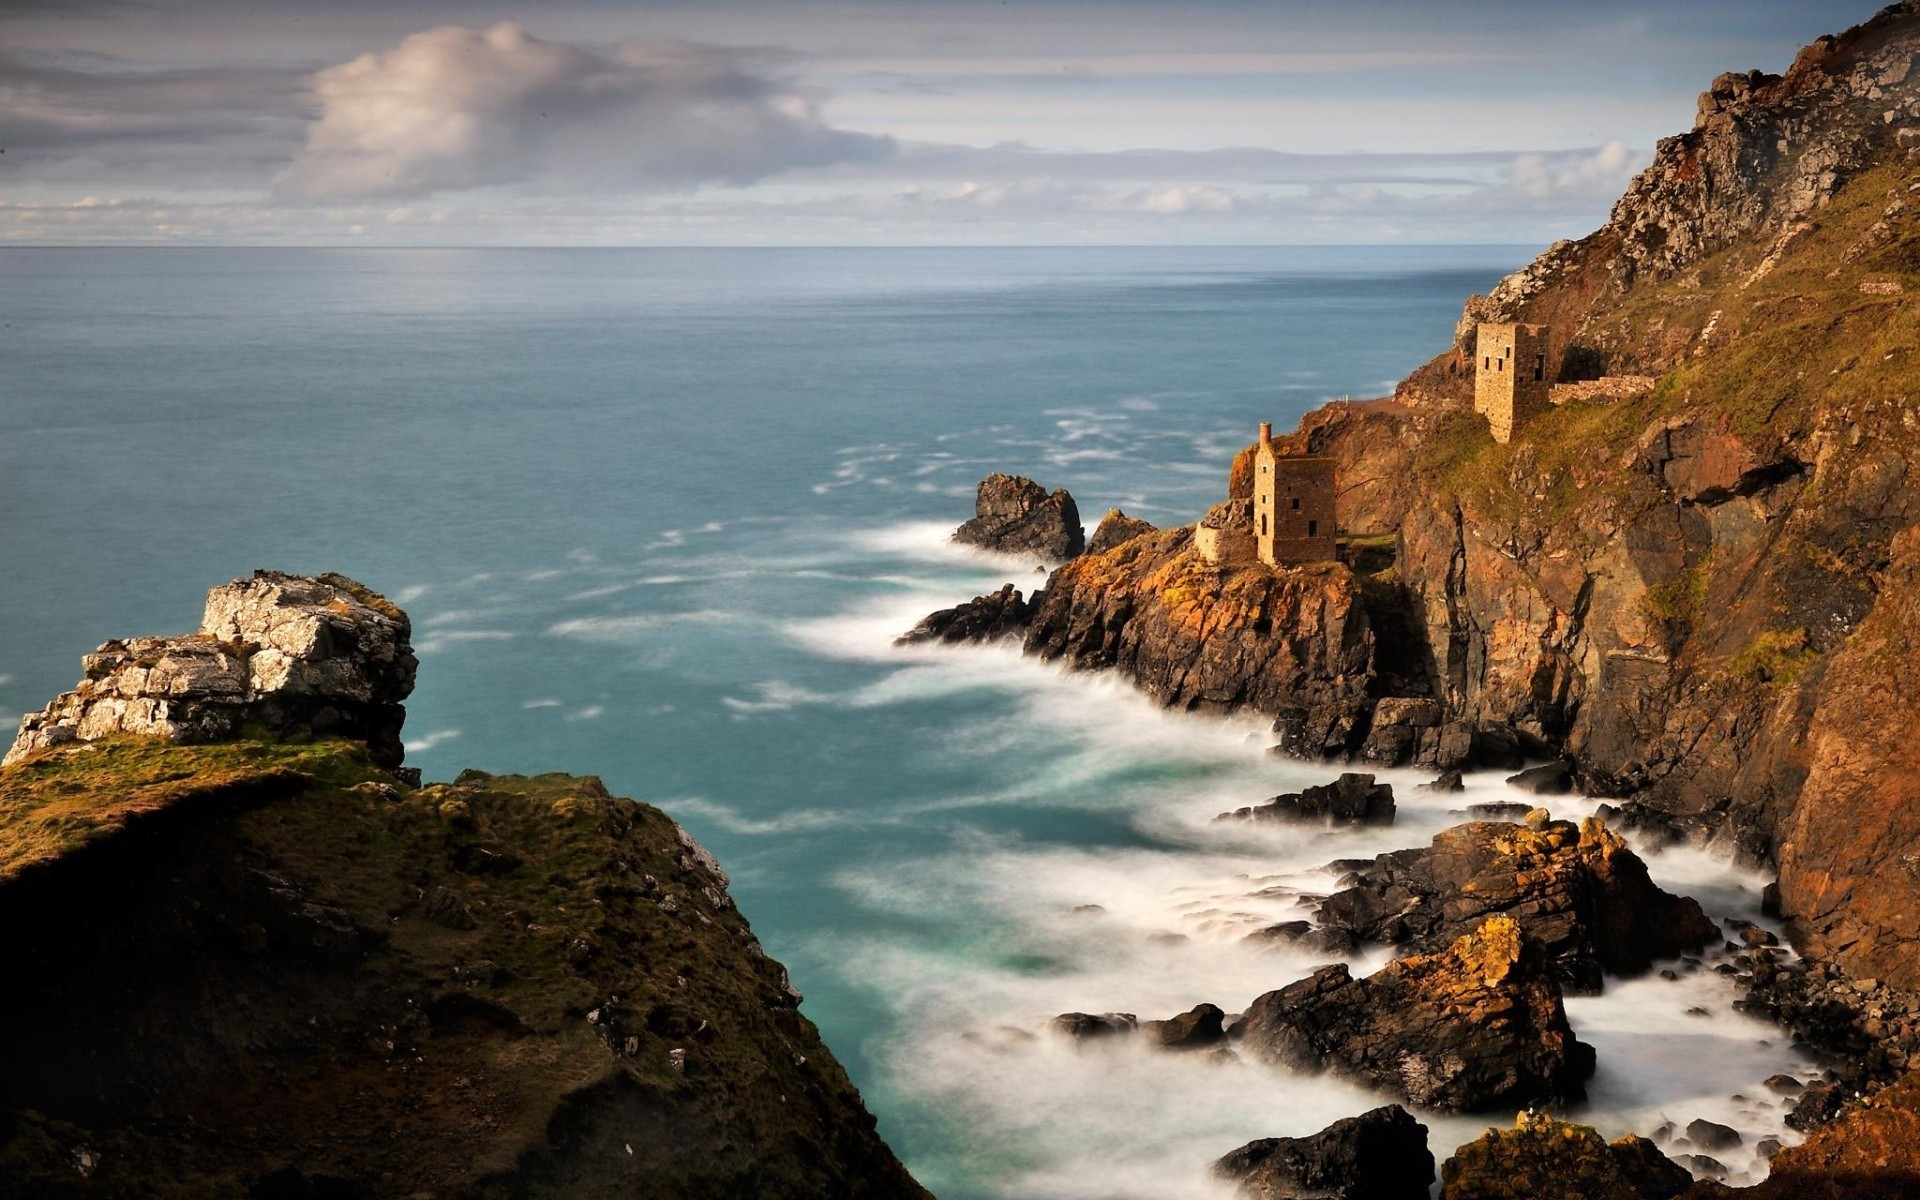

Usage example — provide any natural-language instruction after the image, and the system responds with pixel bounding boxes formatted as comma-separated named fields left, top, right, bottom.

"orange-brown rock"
left=1230, top=916, right=1593, bottom=1113
left=1316, top=817, right=1715, bottom=993
left=1023, top=527, right=1376, bottom=747
left=1682, top=1072, right=1920, bottom=1199
left=1439, top=1111, right=1691, bottom=1200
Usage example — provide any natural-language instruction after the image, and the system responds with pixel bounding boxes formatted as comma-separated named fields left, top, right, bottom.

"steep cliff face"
left=0, top=579, right=928, bottom=1200
left=1022, top=526, right=1378, bottom=751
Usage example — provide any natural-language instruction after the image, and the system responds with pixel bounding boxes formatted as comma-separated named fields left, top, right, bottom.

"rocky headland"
left=915, top=3, right=1920, bottom=1195
left=0, top=574, right=929, bottom=1200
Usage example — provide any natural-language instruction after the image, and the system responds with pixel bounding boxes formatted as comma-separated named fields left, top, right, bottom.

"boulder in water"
left=1217, top=773, right=1395, bottom=827
left=1213, top=1104, right=1433, bottom=1199
left=1439, top=1111, right=1692, bottom=1200
left=897, top=583, right=1037, bottom=644
left=954, top=474, right=1084, bottom=560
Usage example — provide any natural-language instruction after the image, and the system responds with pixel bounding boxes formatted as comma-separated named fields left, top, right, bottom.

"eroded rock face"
left=1438, top=1111, right=1691, bottom=1200
left=1230, top=916, right=1593, bottom=1113
left=1314, top=818, right=1716, bottom=994
left=1217, top=773, right=1395, bottom=827
left=1023, top=527, right=1376, bottom=735
left=954, top=474, right=1085, bottom=560
left=1088, top=509, right=1157, bottom=555
left=896, top=583, right=1037, bottom=645
left=1213, top=1105, right=1433, bottom=1200
left=7, top=571, right=416, bottom=769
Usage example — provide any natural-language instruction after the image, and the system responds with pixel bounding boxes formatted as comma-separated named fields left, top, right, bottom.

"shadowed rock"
left=954, top=474, right=1084, bottom=560
left=1087, top=509, right=1157, bottom=555
left=1231, top=915, right=1593, bottom=1113
left=1213, top=1105, right=1433, bottom=1200
left=1143, top=1003, right=1225, bottom=1051
left=1218, top=772, right=1395, bottom=827
left=897, top=583, right=1036, bottom=645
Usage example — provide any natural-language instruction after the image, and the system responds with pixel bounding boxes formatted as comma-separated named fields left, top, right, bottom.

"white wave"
left=672, top=795, right=854, bottom=836
left=393, top=585, right=430, bottom=604
left=407, top=728, right=461, bottom=752
left=722, top=680, right=837, bottom=713
left=544, top=610, right=739, bottom=641
left=521, top=698, right=563, bottom=709
left=564, top=704, right=605, bottom=722
left=414, top=629, right=516, bottom=654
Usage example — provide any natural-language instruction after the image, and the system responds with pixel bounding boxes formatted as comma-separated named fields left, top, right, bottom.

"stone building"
left=1253, top=422, right=1338, bottom=565
left=1474, top=322, right=1552, bottom=443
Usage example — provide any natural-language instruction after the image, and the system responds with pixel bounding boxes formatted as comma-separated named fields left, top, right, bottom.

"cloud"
left=275, top=22, right=894, bottom=200
left=1509, top=138, right=1648, bottom=203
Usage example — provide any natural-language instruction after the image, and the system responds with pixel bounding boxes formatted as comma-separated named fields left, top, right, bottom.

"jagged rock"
left=1246, top=921, right=1360, bottom=957
left=1212, top=1105, right=1433, bottom=1200
left=1505, top=760, right=1575, bottom=795
left=1359, top=697, right=1444, bottom=766
left=897, top=583, right=1036, bottom=644
left=1230, top=915, right=1593, bottom=1113
left=1438, top=1111, right=1692, bottom=1200
left=1143, top=1003, right=1225, bottom=1050
left=6, top=571, right=416, bottom=769
left=1421, top=769, right=1466, bottom=793
left=1465, top=802, right=1532, bottom=821
left=1314, top=817, right=1716, bottom=993
left=1087, top=508, right=1157, bottom=555
left=953, top=474, right=1084, bottom=560
left=1217, top=773, right=1395, bottom=827
left=1024, top=526, right=1376, bottom=738
left=1049, top=1012, right=1137, bottom=1043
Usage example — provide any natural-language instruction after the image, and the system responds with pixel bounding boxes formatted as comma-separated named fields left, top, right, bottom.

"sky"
left=0, top=0, right=1882, bottom=245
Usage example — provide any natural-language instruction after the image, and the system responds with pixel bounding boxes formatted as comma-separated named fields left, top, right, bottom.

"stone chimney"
left=1259, top=421, right=1272, bottom=446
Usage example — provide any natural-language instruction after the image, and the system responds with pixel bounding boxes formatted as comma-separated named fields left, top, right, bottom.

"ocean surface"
left=1, top=247, right=1815, bottom=1197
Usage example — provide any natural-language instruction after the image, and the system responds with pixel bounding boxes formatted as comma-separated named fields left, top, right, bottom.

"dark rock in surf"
left=954, top=474, right=1084, bottom=560
left=897, top=583, right=1036, bottom=644
left=1506, top=760, right=1575, bottom=795
left=1217, top=773, right=1395, bottom=827
left=1143, top=1003, right=1225, bottom=1051
left=1420, top=769, right=1466, bottom=793
left=1685, top=1119, right=1743, bottom=1152
left=1049, top=1012, right=1137, bottom=1043
left=1212, top=1104, right=1433, bottom=1200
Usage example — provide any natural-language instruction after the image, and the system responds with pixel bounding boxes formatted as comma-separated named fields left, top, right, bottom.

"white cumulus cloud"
left=1508, top=138, right=1646, bottom=204
left=276, top=22, right=893, bottom=200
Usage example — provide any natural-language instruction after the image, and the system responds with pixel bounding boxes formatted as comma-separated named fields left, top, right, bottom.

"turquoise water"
left=1, top=247, right=1813, bottom=1196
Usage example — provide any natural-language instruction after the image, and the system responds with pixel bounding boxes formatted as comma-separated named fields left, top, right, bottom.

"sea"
left=0, top=246, right=1817, bottom=1197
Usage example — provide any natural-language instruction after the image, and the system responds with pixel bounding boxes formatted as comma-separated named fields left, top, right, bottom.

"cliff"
left=0, top=577, right=928, bottom=1200
left=1008, top=3, right=1920, bottom=1007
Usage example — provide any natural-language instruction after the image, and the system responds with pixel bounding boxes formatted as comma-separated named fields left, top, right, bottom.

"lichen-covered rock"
left=7, top=571, right=416, bottom=769
left=1214, top=1105, right=1434, bottom=1200
left=1438, top=1111, right=1691, bottom=1200
left=896, top=583, right=1036, bottom=645
left=1023, top=527, right=1376, bottom=738
left=954, top=474, right=1084, bottom=560
left=1230, top=916, right=1593, bottom=1113
left=1314, top=818, right=1715, bottom=994
left=1087, top=508, right=1157, bottom=555
left=1218, top=772, right=1395, bottom=827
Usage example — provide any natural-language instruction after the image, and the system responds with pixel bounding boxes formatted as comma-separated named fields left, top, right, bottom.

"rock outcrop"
left=1213, top=1105, right=1434, bottom=1200
left=0, top=585, right=929, bottom=1200
left=1023, top=526, right=1376, bottom=735
left=1696, top=1070, right=1920, bottom=1199
left=1230, top=916, right=1593, bottom=1113
left=1217, top=772, right=1395, bottom=827
left=1087, top=508, right=1157, bottom=555
left=954, top=474, right=1085, bottom=560
left=1438, top=1111, right=1692, bottom=1200
left=1314, top=818, right=1716, bottom=993
left=896, top=583, right=1037, bottom=644
left=6, top=571, right=416, bottom=769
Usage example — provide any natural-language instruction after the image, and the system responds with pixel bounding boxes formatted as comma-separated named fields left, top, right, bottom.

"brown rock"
left=1230, top=916, right=1593, bottom=1113
left=954, top=474, right=1084, bottom=560
left=1439, top=1111, right=1691, bottom=1200
left=1087, top=508, right=1157, bottom=555
left=1214, top=1105, right=1434, bottom=1199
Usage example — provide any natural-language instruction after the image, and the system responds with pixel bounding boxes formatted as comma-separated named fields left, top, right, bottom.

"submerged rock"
left=1218, top=772, right=1395, bottom=827
left=897, top=583, right=1036, bottom=644
left=1506, top=760, right=1575, bottom=795
left=1438, top=1111, right=1691, bottom=1200
left=1231, top=915, right=1593, bottom=1113
left=954, top=474, right=1084, bottom=560
left=1049, top=1011, right=1138, bottom=1043
left=6, top=570, right=416, bottom=769
left=1314, top=817, right=1716, bottom=993
left=1213, top=1104, right=1433, bottom=1200
left=1087, top=508, right=1157, bottom=555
